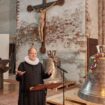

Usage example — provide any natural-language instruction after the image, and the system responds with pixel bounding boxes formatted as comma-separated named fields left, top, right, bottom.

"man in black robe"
left=16, top=47, right=52, bottom=105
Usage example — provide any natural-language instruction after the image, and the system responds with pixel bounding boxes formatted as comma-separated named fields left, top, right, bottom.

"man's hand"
left=16, top=70, right=26, bottom=76
left=47, top=69, right=53, bottom=75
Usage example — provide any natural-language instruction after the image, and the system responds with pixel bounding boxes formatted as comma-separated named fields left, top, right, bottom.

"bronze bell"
left=78, top=45, right=105, bottom=104
left=43, top=50, right=65, bottom=83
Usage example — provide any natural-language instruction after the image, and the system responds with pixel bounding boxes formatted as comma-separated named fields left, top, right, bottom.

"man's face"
left=28, top=48, right=37, bottom=61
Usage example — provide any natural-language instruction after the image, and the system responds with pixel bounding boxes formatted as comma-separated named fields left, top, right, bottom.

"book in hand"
left=30, top=82, right=62, bottom=91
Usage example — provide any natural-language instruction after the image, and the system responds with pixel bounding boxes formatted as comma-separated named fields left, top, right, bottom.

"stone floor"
left=0, top=81, right=18, bottom=105
left=0, top=74, right=75, bottom=105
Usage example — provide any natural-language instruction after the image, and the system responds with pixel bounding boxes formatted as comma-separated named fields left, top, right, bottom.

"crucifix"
left=27, top=0, right=65, bottom=53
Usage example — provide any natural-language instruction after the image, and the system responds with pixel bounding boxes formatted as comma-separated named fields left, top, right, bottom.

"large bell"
left=78, top=45, right=105, bottom=104
left=43, top=50, right=66, bottom=83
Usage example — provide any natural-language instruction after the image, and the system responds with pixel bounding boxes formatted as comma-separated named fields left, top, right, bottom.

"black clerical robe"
left=16, top=62, right=51, bottom=105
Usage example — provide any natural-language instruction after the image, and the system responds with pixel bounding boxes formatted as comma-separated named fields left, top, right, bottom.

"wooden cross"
left=27, top=0, right=65, bottom=53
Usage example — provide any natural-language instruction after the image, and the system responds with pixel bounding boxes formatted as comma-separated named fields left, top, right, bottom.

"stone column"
left=85, top=0, right=92, bottom=38
left=102, top=0, right=105, bottom=44
left=98, top=0, right=105, bottom=44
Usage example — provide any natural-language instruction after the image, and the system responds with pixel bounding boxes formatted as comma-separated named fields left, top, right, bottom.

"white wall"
left=0, top=34, right=9, bottom=79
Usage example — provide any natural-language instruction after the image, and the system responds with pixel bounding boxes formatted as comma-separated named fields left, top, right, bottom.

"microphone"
left=57, top=66, right=68, bottom=73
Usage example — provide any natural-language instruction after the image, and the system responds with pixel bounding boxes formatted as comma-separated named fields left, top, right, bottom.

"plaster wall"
left=16, top=0, right=86, bottom=83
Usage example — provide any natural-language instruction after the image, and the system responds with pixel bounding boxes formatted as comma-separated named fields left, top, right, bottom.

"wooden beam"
left=32, top=1, right=57, bottom=10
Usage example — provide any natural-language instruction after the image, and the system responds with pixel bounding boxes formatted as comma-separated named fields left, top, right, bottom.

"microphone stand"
left=57, top=66, right=68, bottom=105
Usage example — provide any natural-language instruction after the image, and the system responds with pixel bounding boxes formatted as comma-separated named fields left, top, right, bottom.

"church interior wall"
left=16, top=0, right=86, bottom=83
left=0, top=0, right=16, bottom=34
left=0, top=0, right=10, bottom=34
left=0, top=0, right=99, bottom=83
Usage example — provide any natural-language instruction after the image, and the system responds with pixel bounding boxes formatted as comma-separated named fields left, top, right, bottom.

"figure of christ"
left=37, top=2, right=56, bottom=42
left=38, top=9, right=46, bottom=42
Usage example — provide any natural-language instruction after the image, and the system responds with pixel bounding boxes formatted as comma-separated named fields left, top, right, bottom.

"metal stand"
left=57, top=66, right=68, bottom=105
left=0, top=72, right=3, bottom=89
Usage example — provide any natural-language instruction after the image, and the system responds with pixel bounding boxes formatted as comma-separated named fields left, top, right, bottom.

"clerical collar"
left=25, top=56, right=39, bottom=65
